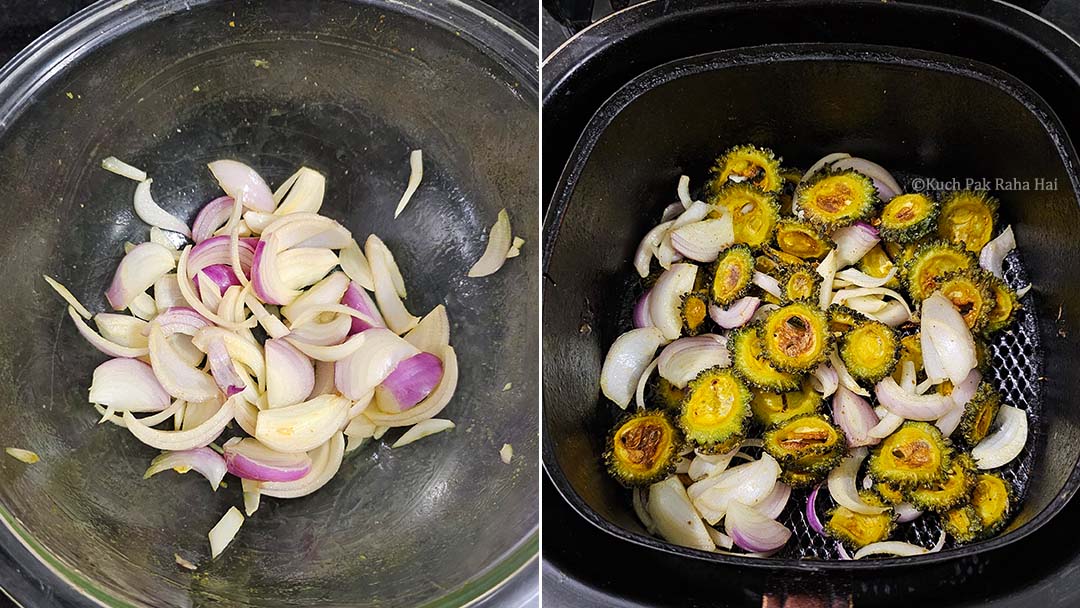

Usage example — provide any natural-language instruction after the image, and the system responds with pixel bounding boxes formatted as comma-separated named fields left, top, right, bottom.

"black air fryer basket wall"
left=543, top=44, right=1080, bottom=569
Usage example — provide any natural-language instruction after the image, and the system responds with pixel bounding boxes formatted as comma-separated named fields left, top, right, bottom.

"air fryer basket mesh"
left=615, top=174, right=1042, bottom=560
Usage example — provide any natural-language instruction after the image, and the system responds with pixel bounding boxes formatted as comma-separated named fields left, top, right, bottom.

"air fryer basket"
left=542, top=45, right=1080, bottom=569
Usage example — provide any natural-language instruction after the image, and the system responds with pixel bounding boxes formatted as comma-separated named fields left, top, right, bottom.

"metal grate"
left=615, top=230, right=1042, bottom=561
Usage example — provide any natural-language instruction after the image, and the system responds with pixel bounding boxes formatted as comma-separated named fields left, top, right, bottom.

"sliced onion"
left=223, top=437, right=312, bottom=482
left=599, top=327, right=666, bottom=408
left=756, top=482, right=791, bottom=520
left=752, top=271, right=783, bottom=299
left=366, top=235, right=419, bottom=334
left=833, top=287, right=912, bottom=319
left=106, top=242, right=176, bottom=310
left=922, top=292, right=977, bottom=384
left=634, top=220, right=675, bottom=278
left=829, top=349, right=870, bottom=397
left=101, top=156, right=147, bottom=181
left=124, top=395, right=235, bottom=450
left=198, top=265, right=240, bottom=296
left=831, top=158, right=902, bottom=202
left=394, top=149, right=423, bottom=218
left=467, top=208, right=512, bottom=278
left=264, top=338, right=314, bottom=408
left=972, top=405, right=1028, bottom=469
left=402, top=305, right=449, bottom=354
left=391, top=418, right=455, bottom=447
left=192, top=196, right=234, bottom=244
left=687, top=447, right=740, bottom=481
left=833, top=386, right=880, bottom=447
left=677, top=175, right=692, bottom=208
left=274, top=167, right=325, bottom=216
left=895, top=502, right=923, bottom=523
left=281, top=272, right=348, bottom=322
left=853, top=529, right=946, bottom=559
left=752, top=303, right=779, bottom=324
left=133, top=179, right=192, bottom=237
left=43, top=275, right=93, bottom=319
left=811, top=362, right=839, bottom=398
left=816, top=250, right=837, bottom=310
left=342, top=282, right=386, bottom=334
left=695, top=454, right=780, bottom=518
left=334, top=328, right=421, bottom=400
left=340, top=240, right=375, bottom=291
left=375, top=352, right=443, bottom=413
left=875, top=376, right=953, bottom=420
left=657, top=334, right=729, bottom=389
left=277, top=247, right=339, bottom=290
left=251, top=234, right=299, bottom=305
left=364, top=345, right=457, bottom=428
left=143, top=447, right=226, bottom=490
left=648, top=476, right=715, bottom=551
left=833, top=222, right=880, bottom=267
left=725, top=501, right=792, bottom=553
left=242, top=478, right=261, bottom=516
left=806, top=485, right=825, bottom=535
left=869, top=411, right=905, bottom=439
left=147, top=320, right=220, bottom=402
left=708, top=296, right=759, bottom=330
left=89, top=358, right=170, bottom=412
left=209, top=506, right=245, bottom=558
left=979, top=225, right=1015, bottom=279
left=260, top=432, right=345, bottom=499
left=128, top=292, right=158, bottom=321
left=261, top=212, right=353, bottom=250
left=154, top=307, right=211, bottom=338
left=670, top=216, right=734, bottom=262
left=870, top=300, right=910, bottom=327
left=255, top=394, right=349, bottom=453
left=835, top=267, right=896, bottom=288
left=648, top=263, right=697, bottom=341
left=208, top=160, right=274, bottom=212
left=94, top=313, right=148, bottom=348
left=828, top=448, right=888, bottom=515
left=187, top=235, right=256, bottom=278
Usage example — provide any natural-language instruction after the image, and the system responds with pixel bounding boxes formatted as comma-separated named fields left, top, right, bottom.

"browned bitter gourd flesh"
left=868, top=422, right=951, bottom=488
left=761, top=303, right=830, bottom=372
left=604, top=410, right=682, bottom=487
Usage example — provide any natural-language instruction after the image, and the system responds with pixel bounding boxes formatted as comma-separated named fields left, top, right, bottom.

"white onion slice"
left=696, top=454, right=780, bottom=518
left=979, top=225, right=1016, bottom=279
left=391, top=418, right=455, bottom=447
left=755, top=482, right=792, bottom=520
left=973, top=405, right=1028, bottom=469
left=260, top=432, right=345, bottom=499
left=209, top=507, right=244, bottom=558
left=43, top=275, right=92, bottom=319
left=334, top=328, right=421, bottom=400
left=366, top=235, right=419, bottom=334
left=143, top=447, right=227, bottom=491
left=134, top=179, right=192, bottom=238
left=89, top=358, right=171, bottom=413
left=677, top=175, right=692, bottom=208
left=816, top=250, right=837, bottom=310
left=869, top=300, right=910, bottom=327
left=265, top=338, right=315, bottom=408
left=657, top=334, right=729, bottom=389
left=869, top=411, right=905, bottom=439
left=634, top=220, right=675, bottom=278
left=833, top=386, right=880, bottom=447
left=829, top=350, right=870, bottom=397
left=404, top=305, right=451, bottom=353
left=148, top=322, right=220, bottom=402
left=832, top=222, right=880, bottom=267
left=129, top=292, right=158, bottom=321
left=281, top=271, right=349, bottom=322
left=599, top=328, right=665, bottom=409
left=124, top=395, right=235, bottom=451
left=273, top=167, right=325, bottom=216
left=106, top=242, right=176, bottom=310
left=505, top=236, right=525, bottom=258
left=245, top=292, right=290, bottom=339
left=833, top=286, right=912, bottom=318
left=648, top=477, right=715, bottom=551
left=835, top=268, right=896, bottom=288
left=649, top=263, right=698, bottom=341
left=467, top=208, right=512, bottom=277
left=101, top=156, right=147, bottom=181
left=854, top=529, right=946, bottom=559
left=922, top=292, right=977, bottom=384
left=394, top=150, right=423, bottom=218
left=752, top=272, right=783, bottom=299
left=895, top=502, right=923, bottom=523
left=811, top=362, right=839, bottom=398
left=255, top=394, right=349, bottom=453
left=670, top=215, right=734, bottom=263
left=725, top=501, right=792, bottom=553
left=340, top=240, right=375, bottom=291
left=242, top=478, right=261, bottom=516
left=261, top=212, right=353, bottom=250
left=708, top=296, right=759, bottom=329
left=94, top=313, right=148, bottom=348
left=208, top=160, right=274, bottom=212
left=364, top=345, right=457, bottom=428
left=277, top=248, right=338, bottom=290
left=875, top=376, right=953, bottom=420
left=828, top=448, right=888, bottom=514
left=687, top=447, right=740, bottom=482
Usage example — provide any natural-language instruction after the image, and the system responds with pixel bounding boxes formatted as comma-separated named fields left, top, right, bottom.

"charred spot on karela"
left=839, top=319, right=900, bottom=384
left=907, top=453, right=976, bottom=512
left=957, top=383, right=1003, bottom=447
left=708, top=183, right=781, bottom=249
left=779, top=265, right=822, bottom=304
left=707, top=144, right=784, bottom=195
left=937, top=190, right=999, bottom=253
left=827, top=304, right=864, bottom=336
left=649, top=377, right=686, bottom=411
left=604, top=409, right=682, bottom=487
left=794, top=169, right=878, bottom=230
left=709, top=244, right=755, bottom=305
left=773, top=219, right=834, bottom=261
left=868, top=422, right=952, bottom=489
left=678, top=367, right=752, bottom=453
left=937, top=269, right=995, bottom=332
left=983, top=274, right=1020, bottom=335
left=749, top=381, right=823, bottom=427
left=728, top=322, right=803, bottom=392
left=680, top=291, right=710, bottom=336
left=763, top=413, right=846, bottom=467
left=944, top=504, right=985, bottom=544
left=858, top=244, right=901, bottom=289
left=892, top=332, right=924, bottom=383
left=761, top=303, right=831, bottom=373
left=879, top=193, right=939, bottom=243
left=826, top=490, right=896, bottom=550
left=904, top=240, right=976, bottom=302
left=971, top=472, right=1013, bottom=537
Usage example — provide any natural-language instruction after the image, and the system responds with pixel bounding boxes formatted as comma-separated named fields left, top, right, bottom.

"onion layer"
left=223, top=437, right=313, bottom=482
left=89, top=358, right=171, bottom=413
left=708, top=297, right=760, bottom=329
left=143, top=447, right=227, bottom=490
left=972, top=405, right=1028, bottom=469
left=375, top=352, right=444, bottom=413
left=725, top=501, right=792, bottom=553
left=649, top=263, right=697, bottom=341
left=833, top=386, right=880, bottom=447
left=255, top=394, right=350, bottom=453
left=599, top=327, right=666, bottom=408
